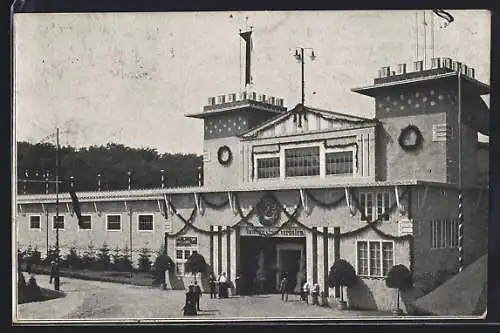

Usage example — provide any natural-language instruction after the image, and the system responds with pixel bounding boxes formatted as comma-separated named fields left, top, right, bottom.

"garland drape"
left=166, top=188, right=413, bottom=241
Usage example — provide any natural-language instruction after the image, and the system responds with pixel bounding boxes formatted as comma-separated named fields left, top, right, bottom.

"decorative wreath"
left=398, top=125, right=423, bottom=152
left=256, top=195, right=281, bottom=227
left=217, top=145, right=232, bottom=165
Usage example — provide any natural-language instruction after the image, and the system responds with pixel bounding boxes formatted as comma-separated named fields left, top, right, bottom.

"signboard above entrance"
left=240, top=226, right=305, bottom=237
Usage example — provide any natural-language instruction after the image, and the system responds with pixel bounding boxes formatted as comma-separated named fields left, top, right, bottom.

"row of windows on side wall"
left=27, top=214, right=155, bottom=231
left=256, top=147, right=354, bottom=179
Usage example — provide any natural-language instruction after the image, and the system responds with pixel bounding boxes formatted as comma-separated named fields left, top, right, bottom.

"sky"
left=14, top=10, right=490, bottom=154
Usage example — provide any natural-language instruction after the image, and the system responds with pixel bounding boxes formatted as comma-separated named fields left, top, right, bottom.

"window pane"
left=79, top=216, right=92, bottom=230
left=107, top=215, right=121, bottom=230
left=53, top=216, right=64, bottom=229
left=357, top=241, right=368, bottom=276
left=138, top=215, right=154, bottom=230
left=184, top=250, right=191, bottom=259
left=444, top=219, right=449, bottom=248
left=369, top=242, right=381, bottom=276
left=359, top=193, right=366, bottom=220
left=257, top=157, right=280, bottom=179
left=366, top=193, right=373, bottom=221
left=285, top=147, right=320, bottom=177
left=326, top=151, right=353, bottom=175
left=382, top=242, right=394, bottom=276
left=176, top=250, right=183, bottom=259
left=30, top=216, right=41, bottom=229
left=436, top=219, right=442, bottom=248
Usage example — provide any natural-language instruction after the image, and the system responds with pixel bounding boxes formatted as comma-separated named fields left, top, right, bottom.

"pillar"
left=327, top=227, right=336, bottom=296
left=306, top=229, right=313, bottom=283
left=316, top=228, right=324, bottom=291
left=212, top=226, right=219, bottom=275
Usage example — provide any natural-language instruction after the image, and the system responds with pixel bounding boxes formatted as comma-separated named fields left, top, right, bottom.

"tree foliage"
left=184, top=252, right=207, bottom=275
left=17, top=141, right=203, bottom=193
left=328, top=259, right=357, bottom=288
left=385, top=264, right=413, bottom=291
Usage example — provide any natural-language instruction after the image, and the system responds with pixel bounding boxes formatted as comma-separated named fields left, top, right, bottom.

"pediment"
left=239, top=104, right=377, bottom=139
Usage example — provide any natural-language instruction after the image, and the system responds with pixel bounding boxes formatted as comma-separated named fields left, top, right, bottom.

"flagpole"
left=415, top=11, right=419, bottom=60
left=54, top=127, right=60, bottom=291
left=423, top=11, right=427, bottom=68
left=457, top=64, right=464, bottom=272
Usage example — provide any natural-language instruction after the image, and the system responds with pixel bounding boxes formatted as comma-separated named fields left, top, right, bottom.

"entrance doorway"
left=239, top=236, right=305, bottom=294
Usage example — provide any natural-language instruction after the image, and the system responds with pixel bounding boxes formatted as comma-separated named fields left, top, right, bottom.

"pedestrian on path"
left=183, top=285, right=197, bottom=316
left=302, top=281, right=310, bottom=304
left=193, top=280, right=202, bottom=311
left=218, top=272, right=228, bottom=298
left=49, top=261, right=56, bottom=284
left=208, top=272, right=217, bottom=299
left=311, top=283, right=320, bottom=305
left=280, top=273, right=289, bottom=302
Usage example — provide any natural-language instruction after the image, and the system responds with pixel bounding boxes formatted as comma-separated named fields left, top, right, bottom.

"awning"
left=411, top=254, right=487, bottom=316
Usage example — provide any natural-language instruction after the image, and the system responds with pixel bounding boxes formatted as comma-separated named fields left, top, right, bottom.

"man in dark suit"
left=193, top=280, right=202, bottom=311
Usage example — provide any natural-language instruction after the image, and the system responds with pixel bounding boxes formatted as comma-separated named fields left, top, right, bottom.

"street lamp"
left=293, top=47, right=317, bottom=127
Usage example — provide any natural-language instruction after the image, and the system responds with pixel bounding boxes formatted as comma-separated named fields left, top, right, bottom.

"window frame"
left=254, top=153, right=281, bottom=180
left=359, top=191, right=391, bottom=221
left=284, top=145, right=321, bottom=178
left=29, top=214, right=42, bottom=230
left=175, top=236, right=199, bottom=276
left=52, top=215, right=65, bottom=230
left=356, top=240, right=395, bottom=278
left=431, top=218, right=458, bottom=250
left=78, top=214, right=92, bottom=231
left=137, top=214, right=154, bottom=232
left=106, top=214, right=122, bottom=232
left=324, top=146, right=356, bottom=176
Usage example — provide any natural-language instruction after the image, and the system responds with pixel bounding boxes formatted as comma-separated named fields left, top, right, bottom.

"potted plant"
left=385, top=264, right=413, bottom=316
left=328, top=259, right=357, bottom=310
left=184, top=252, right=208, bottom=285
left=152, top=246, right=175, bottom=289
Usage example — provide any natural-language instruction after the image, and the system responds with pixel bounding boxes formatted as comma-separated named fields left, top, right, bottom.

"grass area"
left=24, top=264, right=158, bottom=287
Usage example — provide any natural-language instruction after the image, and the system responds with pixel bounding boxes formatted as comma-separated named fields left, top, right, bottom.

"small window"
left=30, top=215, right=41, bottom=230
left=138, top=215, right=154, bottom=231
left=176, top=250, right=183, bottom=259
left=257, top=157, right=280, bottom=179
left=79, top=216, right=92, bottom=230
left=53, top=216, right=64, bottom=230
left=326, top=151, right=353, bottom=175
left=184, top=250, right=191, bottom=259
left=107, top=215, right=121, bottom=231
left=285, top=146, right=320, bottom=177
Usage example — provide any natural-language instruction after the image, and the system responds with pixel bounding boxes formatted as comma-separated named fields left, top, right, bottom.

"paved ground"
left=16, top=273, right=391, bottom=322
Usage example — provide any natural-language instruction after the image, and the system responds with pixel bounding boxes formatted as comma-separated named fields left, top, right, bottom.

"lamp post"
left=293, top=47, right=316, bottom=127
left=54, top=128, right=60, bottom=291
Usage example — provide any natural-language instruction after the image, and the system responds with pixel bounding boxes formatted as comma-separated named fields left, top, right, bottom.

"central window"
left=107, top=215, right=121, bottom=231
left=357, top=240, right=394, bottom=277
left=359, top=191, right=390, bottom=221
left=257, top=157, right=280, bottom=179
left=79, top=215, right=92, bottom=230
left=138, top=214, right=154, bottom=231
left=30, top=215, right=41, bottom=230
left=53, top=216, right=64, bottom=230
left=326, top=151, right=353, bottom=175
left=285, top=146, right=320, bottom=177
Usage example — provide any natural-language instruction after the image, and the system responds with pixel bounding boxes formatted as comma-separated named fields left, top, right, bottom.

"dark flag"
left=69, top=183, right=83, bottom=227
left=240, top=30, right=253, bottom=86
left=432, top=9, right=454, bottom=27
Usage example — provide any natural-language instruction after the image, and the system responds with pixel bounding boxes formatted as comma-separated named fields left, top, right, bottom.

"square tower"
left=186, top=92, right=286, bottom=188
left=352, top=58, right=489, bottom=186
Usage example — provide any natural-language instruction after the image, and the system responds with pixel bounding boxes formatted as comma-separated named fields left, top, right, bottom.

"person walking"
left=193, top=280, right=202, bottom=311
left=208, top=272, right=217, bottom=299
left=311, top=282, right=320, bottom=305
left=280, top=273, right=289, bottom=302
left=218, top=272, right=228, bottom=298
left=49, top=261, right=56, bottom=284
left=302, top=281, right=310, bottom=304
left=183, top=285, right=197, bottom=316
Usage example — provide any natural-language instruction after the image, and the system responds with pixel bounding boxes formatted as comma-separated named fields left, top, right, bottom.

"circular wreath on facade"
left=398, top=125, right=423, bottom=152
left=217, top=145, right=233, bottom=165
left=256, top=195, right=281, bottom=227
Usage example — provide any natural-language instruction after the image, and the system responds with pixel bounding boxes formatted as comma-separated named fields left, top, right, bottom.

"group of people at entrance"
left=183, top=272, right=231, bottom=316
left=279, top=273, right=322, bottom=306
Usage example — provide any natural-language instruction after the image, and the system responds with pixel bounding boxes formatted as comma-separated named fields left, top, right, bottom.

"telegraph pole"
left=54, top=127, right=60, bottom=290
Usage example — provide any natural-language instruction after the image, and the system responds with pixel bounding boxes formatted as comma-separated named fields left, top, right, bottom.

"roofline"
left=15, top=180, right=487, bottom=204
left=352, top=72, right=490, bottom=97
left=185, top=101, right=286, bottom=119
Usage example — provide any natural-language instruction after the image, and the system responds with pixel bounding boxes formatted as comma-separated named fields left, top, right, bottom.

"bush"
left=328, top=259, right=357, bottom=302
left=81, top=244, right=97, bottom=269
left=116, top=247, right=133, bottom=272
left=151, top=246, right=174, bottom=284
left=385, top=264, right=413, bottom=313
left=30, top=247, right=42, bottom=265
left=41, top=248, right=58, bottom=266
left=95, top=244, right=111, bottom=271
left=65, top=247, right=82, bottom=270
left=184, top=252, right=207, bottom=276
left=138, top=248, right=152, bottom=273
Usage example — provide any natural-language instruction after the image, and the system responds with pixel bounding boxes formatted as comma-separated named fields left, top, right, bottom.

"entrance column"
left=306, top=229, right=313, bottom=283
left=212, top=225, right=219, bottom=275
left=327, top=227, right=336, bottom=297
left=221, top=226, right=228, bottom=276
left=316, top=228, right=324, bottom=292
left=229, top=227, right=239, bottom=285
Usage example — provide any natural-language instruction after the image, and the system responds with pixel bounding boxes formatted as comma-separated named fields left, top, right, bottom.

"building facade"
left=15, top=57, right=489, bottom=312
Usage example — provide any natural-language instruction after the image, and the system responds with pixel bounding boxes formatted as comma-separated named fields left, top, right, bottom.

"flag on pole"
left=240, top=30, right=253, bottom=86
left=69, top=181, right=84, bottom=227
left=432, top=9, right=454, bottom=27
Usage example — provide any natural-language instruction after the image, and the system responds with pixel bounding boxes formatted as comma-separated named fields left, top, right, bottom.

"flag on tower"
left=240, top=30, right=253, bottom=86
left=432, top=9, right=454, bottom=27
left=69, top=181, right=84, bottom=227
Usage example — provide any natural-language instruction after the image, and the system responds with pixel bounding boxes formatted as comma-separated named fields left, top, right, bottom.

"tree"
left=96, top=243, right=111, bottom=271
left=152, top=246, right=175, bottom=285
left=328, top=259, right=357, bottom=304
left=184, top=252, right=207, bottom=278
left=385, top=264, right=413, bottom=314
left=138, top=248, right=152, bottom=273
